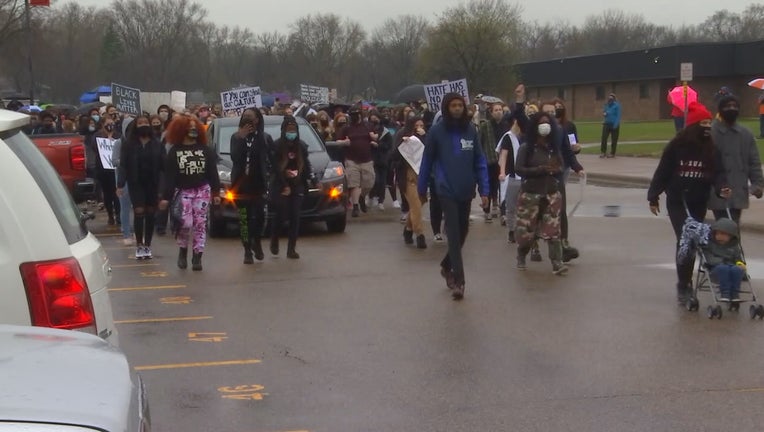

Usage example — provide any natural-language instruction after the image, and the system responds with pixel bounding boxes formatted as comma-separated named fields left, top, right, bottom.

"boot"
left=287, top=239, right=300, bottom=259
left=677, top=282, right=691, bottom=304
left=251, top=237, right=265, bottom=261
left=562, top=239, right=580, bottom=263
left=191, top=252, right=203, bottom=271
left=416, top=234, right=427, bottom=249
left=403, top=229, right=414, bottom=245
left=243, top=242, right=254, bottom=265
left=177, top=248, right=188, bottom=270
left=549, top=240, right=568, bottom=275
left=270, top=236, right=279, bottom=256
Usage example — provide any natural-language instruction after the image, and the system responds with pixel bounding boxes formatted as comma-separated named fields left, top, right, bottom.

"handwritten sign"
left=300, top=84, right=329, bottom=104
left=96, top=137, right=115, bottom=170
left=220, top=86, right=262, bottom=116
left=398, top=136, right=425, bottom=175
left=424, top=79, right=469, bottom=112
left=111, top=82, right=142, bottom=116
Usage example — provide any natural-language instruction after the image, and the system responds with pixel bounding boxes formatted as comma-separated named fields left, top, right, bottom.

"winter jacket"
left=230, top=111, right=274, bottom=199
left=515, top=141, right=563, bottom=195
left=603, top=101, right=621, bottom=127
left=270, top=139, right=313, bottom=196
left=418, top=93, right=489, bottom=201
left=111, top=117, right=133, bottom=171
left=117, top=134, right=164, bottom=191
left=371, top=126, right=394, bottom=168
left=478, top=119, right=503, bottom=165
left=707, top=121, right=764, bottom=211
left=702, top=218, right=743, bottom=267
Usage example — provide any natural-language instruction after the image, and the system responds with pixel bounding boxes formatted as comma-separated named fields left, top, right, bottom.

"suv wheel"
left=326, top=215, right=347, bottom=233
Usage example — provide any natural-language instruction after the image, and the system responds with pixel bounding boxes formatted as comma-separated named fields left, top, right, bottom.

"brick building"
left=515, top=40, right=764, bottom=122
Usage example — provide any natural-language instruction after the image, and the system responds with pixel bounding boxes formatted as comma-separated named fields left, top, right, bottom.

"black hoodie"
left=230, top=109, right=273, bottom=198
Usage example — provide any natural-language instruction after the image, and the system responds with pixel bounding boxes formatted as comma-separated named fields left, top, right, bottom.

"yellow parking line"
left=96, top=233, right=123, bottom=237
left=112, top=263, right=160, bottom=269
left=115, top=316, right=212, bottom=324
left=135, top=359, right=262, bottom=371
left=109, top=285, right=185, bottom=292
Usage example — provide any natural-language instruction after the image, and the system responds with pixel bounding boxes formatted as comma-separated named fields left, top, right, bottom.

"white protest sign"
left=424, top=79, right=469, bottom=111
left=171, top=91, right=187, bottom=112
left=111, top=82, right=142, bottom=116
left=398, top=135, right=425, bottom=175
left=96, top=137, right=115, bottom=170
left=220, top=86, right=263, bottom=116
left=300, top=84, right=330, bottom=104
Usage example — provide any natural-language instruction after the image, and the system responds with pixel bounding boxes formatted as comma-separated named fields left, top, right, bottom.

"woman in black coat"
left=269, top=116, right=314, bottom=259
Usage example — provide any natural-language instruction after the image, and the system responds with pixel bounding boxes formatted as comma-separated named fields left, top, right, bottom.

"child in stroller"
left=703, top=218, right=745, bottom=302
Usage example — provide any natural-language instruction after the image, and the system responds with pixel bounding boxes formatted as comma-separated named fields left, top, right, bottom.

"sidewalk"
left=578, top=154, right=764, bottom=233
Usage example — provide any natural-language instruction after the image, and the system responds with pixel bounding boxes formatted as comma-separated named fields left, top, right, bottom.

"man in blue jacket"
left=600, top=93, right=621, bottom=158
left=418, top=93, right=490, bottom=301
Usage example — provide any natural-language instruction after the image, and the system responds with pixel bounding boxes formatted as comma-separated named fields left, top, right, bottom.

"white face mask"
left=538, top=123, right=552, bottom=137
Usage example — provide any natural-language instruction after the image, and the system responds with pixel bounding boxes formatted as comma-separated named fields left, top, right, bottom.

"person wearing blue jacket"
left=600, top=93, right=621, bottom=158
left=418, top=93, right=490, bottom=301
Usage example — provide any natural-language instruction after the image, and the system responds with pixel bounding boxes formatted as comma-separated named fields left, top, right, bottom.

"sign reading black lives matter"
left=111, top=82, right=142, bottom=116
left=220, top=86, right=263, bottom=116
left=300, top=84, right=329, bottom=104
left=424, top=79, right=469, bottom=111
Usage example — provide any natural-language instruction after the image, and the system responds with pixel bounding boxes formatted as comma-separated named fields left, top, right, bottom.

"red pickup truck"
left=30, top=133, right=96, bottom=203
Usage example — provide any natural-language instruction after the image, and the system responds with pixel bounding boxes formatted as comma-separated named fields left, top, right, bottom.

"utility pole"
left=24, top=0, right=35, bottom=104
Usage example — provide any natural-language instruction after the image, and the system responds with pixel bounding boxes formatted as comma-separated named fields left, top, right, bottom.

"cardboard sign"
left=300, top=84, right=329, bottom=104
left=398, top=136, right=425, bottom=175
left=424, top=79, right=469, bottom=111
left=96, top=137, right=115, bottom=170
left=111, top=83, right=142, bottom=116
left=220, top=86, right=262, bottom=116
left=171, top=91, right=187, bottom=112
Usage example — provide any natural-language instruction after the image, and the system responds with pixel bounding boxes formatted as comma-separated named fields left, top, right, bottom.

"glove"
left=752, top=187, right=763, bottom=199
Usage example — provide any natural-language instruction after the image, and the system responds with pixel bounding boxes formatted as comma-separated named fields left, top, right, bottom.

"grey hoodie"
left=703, top=218, right=742, bottom=267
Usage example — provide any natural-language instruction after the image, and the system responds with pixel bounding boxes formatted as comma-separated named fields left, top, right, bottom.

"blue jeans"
left=711, top=264, right=744, bottom=298
left=117, top=177, right=133, bottom=239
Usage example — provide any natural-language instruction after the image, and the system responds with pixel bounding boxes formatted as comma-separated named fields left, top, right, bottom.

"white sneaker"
left=400, top=212, right=408, bottom=223
left=377, top=203, right=385, bottom=211
left=434, top=234, right=445, bottom=243
left=393, top=200, right=401, bottom=209
left=491, top=206, right=499, bottom=218
left=144, top=246, right=153, bottom=260
left=135, top=246, right=146, bottom=260
left=370, top=197, right=379, bottom=207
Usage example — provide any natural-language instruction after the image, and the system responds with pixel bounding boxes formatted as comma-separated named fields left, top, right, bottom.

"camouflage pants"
left=515, top=191, right=562, bottom=249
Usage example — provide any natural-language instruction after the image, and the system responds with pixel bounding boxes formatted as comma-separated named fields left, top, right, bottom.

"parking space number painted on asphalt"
left=218, top=384, right=268, bottom=400
left=188, top=332, right=228, bottom=342
left=161, top=296, right=193, bottom=305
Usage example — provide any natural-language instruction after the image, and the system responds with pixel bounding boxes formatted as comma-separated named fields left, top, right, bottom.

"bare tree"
left=365, top=15, right=429, bottom=96
left=0, top=0, right=24, bottom=45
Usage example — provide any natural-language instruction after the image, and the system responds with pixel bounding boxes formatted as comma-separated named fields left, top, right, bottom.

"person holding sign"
left=418, top=93, right=489, bottom=301
left=161, top=116, right=221, bottom=271
left=116, top=115, right=165, bottom=260
left=393, top=117, right=427, bottom=249
left=92, top=116, right=121, bottom=226
left=335, top=107, right=378, bottom=218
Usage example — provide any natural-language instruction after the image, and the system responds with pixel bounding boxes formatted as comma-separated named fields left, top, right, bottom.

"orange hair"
left=165, top=115, right=207, bottom=146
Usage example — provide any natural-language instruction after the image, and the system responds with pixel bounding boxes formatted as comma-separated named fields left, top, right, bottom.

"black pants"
left=429, top=184, right=443, bottom=235
left=236, top=196, right=266, bottom=245
left=97, top=170, right=120, bottom=219
left=667, top=199, right=707, bottom=287
left=387, top=166, right=398, bottom=202
left=155, top=209, right=169, bottom=233
left=439, top=197, right=471, bottom=285
left=484, top=163, right=500, bottom=212
left=370, top=164, right=388, bottom=203
left=712, top=208, right=742, bottom=224
left=600, top=124, right=620, bottom=155
left=271, top=193, right=303, bottom=251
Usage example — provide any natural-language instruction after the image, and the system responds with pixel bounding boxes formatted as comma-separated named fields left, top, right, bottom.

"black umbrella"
left=78, top=101, right=105, bottom=115
left=392, top=84, right=425, bottom=104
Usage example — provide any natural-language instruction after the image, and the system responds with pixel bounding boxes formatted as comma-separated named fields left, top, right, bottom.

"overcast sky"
left=69, top=0, right=751, bottom=32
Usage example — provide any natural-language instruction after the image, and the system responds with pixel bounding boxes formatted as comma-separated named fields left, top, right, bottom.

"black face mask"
left=137, top=125, right=152, bottom=137
left=720, top=109, right=739, bottom=124
left=152, top=125, right=162, bottom=133
left=555, top=108, right=565, bottom=119
left=105, top=124, right=114, bottom=132
left=700, top=126, right=712, bottom=138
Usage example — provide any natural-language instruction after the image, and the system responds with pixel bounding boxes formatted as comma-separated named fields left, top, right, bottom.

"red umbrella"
left=668, top=86, right=698, bottom=110
left=747, top=78, right=764, bottom=90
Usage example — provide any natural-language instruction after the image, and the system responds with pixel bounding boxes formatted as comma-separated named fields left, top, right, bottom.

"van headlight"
left=323, top=163, right=344, bottom=180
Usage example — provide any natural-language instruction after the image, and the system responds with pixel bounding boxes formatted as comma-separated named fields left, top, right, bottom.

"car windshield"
left=217, top=123, right=324, bottom=155
left=1, top=130, right=88, bottom=245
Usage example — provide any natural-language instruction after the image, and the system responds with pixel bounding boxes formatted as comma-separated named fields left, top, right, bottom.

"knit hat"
left=686, top=102, right=712, bottom=127
left=717, top=94, right=740, bottom=112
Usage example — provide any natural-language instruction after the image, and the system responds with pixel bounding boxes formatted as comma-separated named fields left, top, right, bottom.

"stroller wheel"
left=750, top=304, right=759, bottom=320
left=757, top=305, right=764, bottom=320
left=707, top=305, right=716, bottom=319
left=715, top=305, right=724, bottom=319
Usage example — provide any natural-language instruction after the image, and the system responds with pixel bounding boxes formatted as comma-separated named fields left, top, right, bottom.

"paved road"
left=100, top=185, right=764, bottom=432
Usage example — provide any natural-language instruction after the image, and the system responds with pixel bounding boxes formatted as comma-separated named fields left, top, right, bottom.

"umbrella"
left=479, top=95, right=504, bottom=104
left=79, top=91, right=99, bottom=104
left=78, top=101, right=105, bottom=115
left=392, top=84, right=425, bottom=104
left=747, top=79, right=764, bottom=90
left=668, top=86, right=698, bottom=110
left=44, top=104, right=77, bottom=115
left=21, top=105, right=42, bottom=112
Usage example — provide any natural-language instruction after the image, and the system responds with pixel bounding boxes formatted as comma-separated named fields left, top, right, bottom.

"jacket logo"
left=460, top=139, right=473, bottom=150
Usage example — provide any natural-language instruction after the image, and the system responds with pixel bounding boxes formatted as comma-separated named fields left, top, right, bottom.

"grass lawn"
left=578, top=118, right=764, bottom=158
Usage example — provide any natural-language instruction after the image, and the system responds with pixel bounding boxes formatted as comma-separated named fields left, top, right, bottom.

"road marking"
left=135, top=359, right=262, bottom=371
left=160, top=296, right=194, bottom=305
left=189, top=332, right=228, bottom=342
left=109, top=284, right=185, bottom=292
left=104, top=246, right=135, bottom=250
left=141, top=271, right=168, bottom=278
left=96, top=233, right=123, bottom=237
left=218, top=384, right=268, bottom=400
left=113, top=263, right=160, bottom=269
left=115, top=316, right=212, bottom=324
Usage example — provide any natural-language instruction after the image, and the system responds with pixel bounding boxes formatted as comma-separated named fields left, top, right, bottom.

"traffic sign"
left=680, top=63, right=693, bottom=82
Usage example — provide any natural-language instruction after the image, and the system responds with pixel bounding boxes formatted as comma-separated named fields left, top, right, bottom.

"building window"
left=639, top=82, right=650, bottom=99
left=557, top=87, right=566, bottom=100
left=595, top=86, right=606, bottom=100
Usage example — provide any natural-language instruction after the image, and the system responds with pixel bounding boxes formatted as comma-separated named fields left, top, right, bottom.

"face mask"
left=105, top=124, right=114, bottom=132
left=188, top=129, right=199, bottom=139
left=137, top=125, right=152, bottom=137
left=152, top=125, right=162, bottom=132
left=88, top=125, right=96, bottom=132
left=91, top=115, right=100, bottom=123
left=701, top=126, right=712, bottom=137
left=720, top=109, right=739, bottom=123
left=285, top=132, right=298, bottom=141
left=538, top=123, right=552, bottom=137
left=555, top=108, right=565, bottom=119
left=110, top=113, right=118, bottom=120
left=159, top=112, right=169, bottom=121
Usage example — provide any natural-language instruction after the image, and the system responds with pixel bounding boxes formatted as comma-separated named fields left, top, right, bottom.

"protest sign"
left=96, top=137, right=115, bottom=170
left=220, top=86, right=262, bottom=116
left=398, top=135, right=425, bottom=175
left=300, top=84, right=330, bottom=104
left=171, top=91, right=187, bottom=112
left=424, top=79, right=469, bottom=111
left=111, top=82, right=142, bottom=116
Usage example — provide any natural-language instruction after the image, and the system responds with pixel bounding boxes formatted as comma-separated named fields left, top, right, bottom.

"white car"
left=0, top=109, right=118, bottom=345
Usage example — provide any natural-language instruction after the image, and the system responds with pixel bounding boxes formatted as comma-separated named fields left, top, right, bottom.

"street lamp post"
left=24, top=0, right=35, bottom=104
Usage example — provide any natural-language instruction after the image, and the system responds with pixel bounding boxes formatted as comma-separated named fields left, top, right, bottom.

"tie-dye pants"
left=176, top=184, right=212, bottom=254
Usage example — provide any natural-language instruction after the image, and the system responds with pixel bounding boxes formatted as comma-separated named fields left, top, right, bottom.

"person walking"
left=161, top=116, right=221, bottom=271
left=93, top=116, right=121, bottom=225
left=394, top=117, right=427, bottom=249
left=600, top=93, right=621, bottom=158
left=647, top=102, right=730, bottom=303
left=269, top=116, right=314, bottom=259
left=117, top=115, right=165, bottom=260
left=498, top=127, right=522, bottom=244
left=418, top=93, right=489, bottom=301
left=230, top=108, right=273, bottom=264
left=112, top=118, right=134, bottom=246
left=335, top=107, right=378, bottom=217
left=368, top=111, right=394, bottom=211
left=707, top=95, right=764, bottom=223
left=478, top=102, right=507, bottom=222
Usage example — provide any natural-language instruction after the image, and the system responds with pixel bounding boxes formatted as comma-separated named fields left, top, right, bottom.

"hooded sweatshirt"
left=417, top=93, right=489, bottom=201
left=230, top=109, right=273, bottom=198
left=702, top=218, right=742, bottom=267
left=117, top=119, right=164, bottom=191
left=270, top=116, right=313, bottom=196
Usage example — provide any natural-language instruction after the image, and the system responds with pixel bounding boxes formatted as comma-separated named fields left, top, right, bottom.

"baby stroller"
left=677, top=206, right=764, bottom=320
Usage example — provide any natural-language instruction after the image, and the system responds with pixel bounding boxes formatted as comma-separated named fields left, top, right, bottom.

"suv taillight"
left=70, top=144, right=86, bottom=171
left=20, top=257, right=97, bottom=334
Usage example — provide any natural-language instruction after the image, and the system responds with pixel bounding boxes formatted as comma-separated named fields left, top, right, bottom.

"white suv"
left=0, top=109, right=118, bottom=346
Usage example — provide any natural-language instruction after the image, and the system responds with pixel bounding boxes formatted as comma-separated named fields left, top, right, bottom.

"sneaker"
left=352, top=205, right=360, bottom=218
left=484, top=213, right=493, bottom=223
left=359, top=199, right=368, bottom=213
left=491, top=205, right=499, bottom=218
left=719, top=296, right=731, bottom=303
left=731, top=295, right=743, bottom=302
left=377, top=203, right=385, bottom=211
left=440, top=267, right=456, bottom=290
left=416, top=234, right=427, bottom=249
left=508, top=231, right=516, bottom=244
left=393, top=200, right=401, bottom=209
left=530, top=248, right=542, bottom=262
left=517, top=255, right=527, bottom=270
left=599, top=153, right=606, bottom=159
left=143, top=246, right=153, bottom=260
left=403, top=229, right=414, bottom=245
left=552, top=262, right=568, bottom=276
left=452, top=284, right=465, bottom=300
left=135, top=246, right=146, bottom=260
left=370, top=197, right=379, bottom=207
left=607, top=154, right=616, bottom=159
left=434, top=233, right=445, bottom=243
left=562, top=246, right=580, bottom=263
left=500, top=215, right=507, bottom=226
left=400, top=212, right=408, bottom=223
left=123, top=237, right=134, bottom=246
